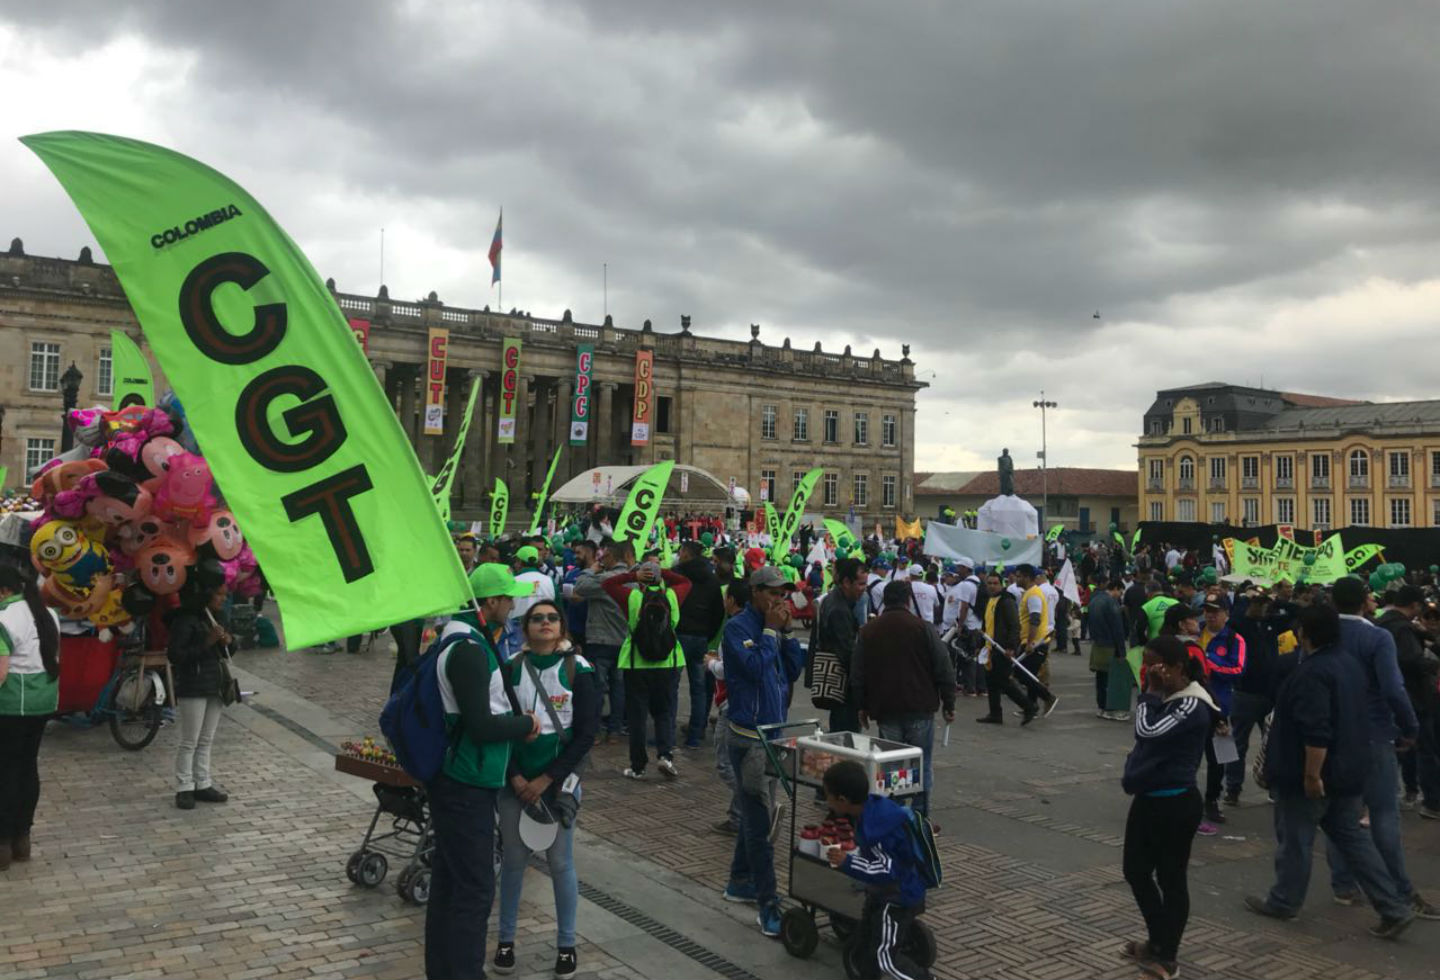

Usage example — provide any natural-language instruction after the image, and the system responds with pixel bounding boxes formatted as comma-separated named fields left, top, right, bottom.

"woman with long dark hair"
left=492, top=599, right=599, bottom=980
left=1120, top=634, right=1218, bottom=980
left=0, top=564, right=61, bottom=869
left=167, top=582, right=233, bottom=810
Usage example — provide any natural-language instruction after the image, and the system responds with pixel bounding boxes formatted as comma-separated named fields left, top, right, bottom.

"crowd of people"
left=5, top=505, right=1439, bottom=980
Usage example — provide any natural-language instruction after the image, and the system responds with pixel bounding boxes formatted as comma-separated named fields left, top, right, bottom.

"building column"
left=553, top=378, right=573, bottom=483
left=596, top=382, right=616, bottom=469
left=371, top=359, right=392, bottom=401
left=529, top=377, right=551, bottom=506
left=397, top=364, right=420, bottom=447
left=436, top=369, right=465, bottom=478
left=461, top=370, right=488, bottom=512
left=512, top=373, right=531, bottom=504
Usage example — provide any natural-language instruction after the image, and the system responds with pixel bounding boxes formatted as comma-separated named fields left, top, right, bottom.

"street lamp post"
left=1033, top=391, right=1057, bottom=526
left=59, top=362, right=83, bottom=453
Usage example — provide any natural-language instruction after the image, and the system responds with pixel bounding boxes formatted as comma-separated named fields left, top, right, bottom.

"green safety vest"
left=619, top=586, right=683, bottom=669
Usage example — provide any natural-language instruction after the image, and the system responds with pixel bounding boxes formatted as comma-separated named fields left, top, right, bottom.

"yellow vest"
left=1019, top=584, right=1050, bottom=647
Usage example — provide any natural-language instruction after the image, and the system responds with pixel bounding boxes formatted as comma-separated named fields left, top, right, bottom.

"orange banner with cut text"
left=424, top=327, right=448, bottom=435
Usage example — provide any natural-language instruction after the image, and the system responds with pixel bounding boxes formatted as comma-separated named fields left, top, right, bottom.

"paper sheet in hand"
left=1212, top=733, right=1240, bottom=765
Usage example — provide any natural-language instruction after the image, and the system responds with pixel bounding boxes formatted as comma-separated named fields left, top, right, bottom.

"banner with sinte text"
left=23, top=131, right=471, bottom=647
left=614, top=459, right=674, bottom=545
left=770, top=467, right=821, bottom=562
left=110, top=329, right=154, bottom=409
left=430, top=374, right=481, bottom=522
left=490, top=478, right=509, bottom=537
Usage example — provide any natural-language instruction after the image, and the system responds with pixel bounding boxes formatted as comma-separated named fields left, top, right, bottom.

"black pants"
left=985, top=653, right=1035, bottom=719
left=424, top=775, right=498, bottom=980
left=1123, top=788, right=1202, bottom=963
left=1204, top=738, right=1223, bottom=806
left=1016, top=646, right=1051, bottom=704
left=0, top=715, right=47, bottom=839
left=858, top=895, right=930, bottom=980
left=625, top=667, right=677, bottom=772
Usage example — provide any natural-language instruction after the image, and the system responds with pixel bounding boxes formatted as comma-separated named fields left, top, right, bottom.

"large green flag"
left=110, top=329, right=154, bottom=409
left=614, top=460, right=674, bottom=545
left=0, top=466, right=7, bottom=490
left=527, top=445, right=564, bottom=534
left=1045, top=523, right=1063, bottom=542
left=763, top=501, right=781, bottom=544
left=430, top=374, right=481, bottom=522
left=770, top=467, right=821, bottom=563
left=490, top=478, right=509, bottom=537
left=23, top=131, right=470, bottom=647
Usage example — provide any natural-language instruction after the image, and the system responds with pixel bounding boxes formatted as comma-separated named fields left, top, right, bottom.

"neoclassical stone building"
left=0, top=243, right=924, bottom=521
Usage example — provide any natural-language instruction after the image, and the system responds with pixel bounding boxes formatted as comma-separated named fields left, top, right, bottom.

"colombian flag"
left=488, top=209, right=502, bottom=285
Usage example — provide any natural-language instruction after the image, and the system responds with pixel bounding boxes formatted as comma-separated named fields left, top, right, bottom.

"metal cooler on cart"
left=760, top=722, right=937, bottom=975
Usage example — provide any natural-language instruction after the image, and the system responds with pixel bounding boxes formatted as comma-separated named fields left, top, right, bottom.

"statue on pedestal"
left=998, top=448, right=1015, bottom=496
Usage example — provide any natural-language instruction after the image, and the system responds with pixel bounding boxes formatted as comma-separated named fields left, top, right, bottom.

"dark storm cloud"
left=6, top=0, right=1440, bottom=468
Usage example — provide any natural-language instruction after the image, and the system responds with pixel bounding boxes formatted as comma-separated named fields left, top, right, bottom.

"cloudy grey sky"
left=4, top=0, right=1440, bottom=472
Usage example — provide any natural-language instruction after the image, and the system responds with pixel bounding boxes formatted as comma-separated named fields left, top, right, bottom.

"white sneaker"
left=622, top=767, right=646, bottom=780
left=658, top=757, right=679, bottom=779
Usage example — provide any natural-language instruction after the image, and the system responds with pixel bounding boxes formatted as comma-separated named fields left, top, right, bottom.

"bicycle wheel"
left=108, top=669, right=163, bottom=750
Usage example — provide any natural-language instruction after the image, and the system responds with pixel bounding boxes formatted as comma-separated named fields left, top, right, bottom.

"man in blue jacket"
left=1326, top=577, right=1432, bottom=921
left=721, top=566, right=806, bottom=938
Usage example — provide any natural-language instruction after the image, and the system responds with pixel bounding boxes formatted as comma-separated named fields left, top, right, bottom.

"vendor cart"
left=335, top=754, right=434, bottom=904
left=760, top=721, right=937, bottom=978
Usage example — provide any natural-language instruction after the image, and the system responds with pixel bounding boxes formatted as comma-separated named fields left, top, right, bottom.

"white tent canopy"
left=976, top=494, right=1039, bottom=539
left=549, top=464, right=744, bottom=509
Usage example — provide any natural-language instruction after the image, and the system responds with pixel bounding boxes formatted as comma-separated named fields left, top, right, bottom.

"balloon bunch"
left=26, top=403, right=257, bottom=636
left=1, top=489, right=40, bottom=514
left=1368, top=562, right=1407, bottom=593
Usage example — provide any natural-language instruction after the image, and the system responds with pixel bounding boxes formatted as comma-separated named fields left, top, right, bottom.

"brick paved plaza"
left=1, top=616, right=1436, bottom=980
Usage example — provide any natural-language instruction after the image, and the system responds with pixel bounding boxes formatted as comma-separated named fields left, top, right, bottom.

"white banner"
left=922, top=521, right=1043, bottom=567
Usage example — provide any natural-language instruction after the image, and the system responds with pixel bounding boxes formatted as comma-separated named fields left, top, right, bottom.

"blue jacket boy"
left=840, top=794, right=927, bottom=908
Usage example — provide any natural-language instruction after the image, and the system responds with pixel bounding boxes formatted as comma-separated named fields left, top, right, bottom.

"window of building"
left=1178, top=456, right=1195, bottom=483
left=1149, top=501, right=1164, bottom=522
left=882, top=474, right=897, bottom=508
left=1148, top=418, right=1163, bottom=435
left=1210, top=502, right=1226, bottom=523
left=656, top=396, right=672, bottom=434
left=1182, top=416, right=1192, bottom=435
left=1275, top=497, right=1295, bottom=524
left=760, top=404, right=776, bottom=440
left=1275, top=455, right=1294, bottom=485
left=97, top=346, right=113, bottom=397
left=1209, top=457, right=1226, bottom=484
left=29, top=342, right=60, bottom=392
left=882, top=414, right=897, bottom=447
left=1348, top=449, right=1369, bottom=479
left=1147, top=458, right=1164, bottom=483
left=1389, top=451, right=1411, bottom=482
left=1433, top=499, right=1440, bottom=527
left=823, top=410, right=839, bottom=444
left=1177, top=498, right=1196, bottom=522
left=1350, top=498, right=1370, bottom=526
left=1242, top=498, right=1259, bottom=525
left=1241, top=456, right=1259, bottom=481
left=25, top=438, right=55, bottom=479
left=1390, top=497, right=1412, bottom=528
left=1212, top=416, right=1224, bottom=433
left=823, top=472, right=838, bottom=507
left=793, top=408, right=809, bottom=442
left=1432, top=451, right=1440, bottom=486
left=760, top=469, right=776, bottom=504
left=1310, top=452, right=1330, bottom=483
left=793, top=470, right=805, bottom=496
left=1312, top=497, right=1331, bottom=527
left=853, top=473, right=868, bottom=507
left=853, top=412, right=869, bottom=446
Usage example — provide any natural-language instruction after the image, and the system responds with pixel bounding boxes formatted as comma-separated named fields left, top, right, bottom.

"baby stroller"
left=344, top=780, right=434, bottom=904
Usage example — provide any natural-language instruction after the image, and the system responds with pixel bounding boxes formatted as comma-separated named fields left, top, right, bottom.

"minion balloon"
left=31, top=520, right=110, bottom=593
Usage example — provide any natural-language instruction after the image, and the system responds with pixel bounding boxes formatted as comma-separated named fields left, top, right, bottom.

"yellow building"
left=1137, top=382, right=1440, bottom=529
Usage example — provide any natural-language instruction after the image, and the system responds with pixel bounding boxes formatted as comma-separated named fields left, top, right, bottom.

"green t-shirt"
left=0, top=594, right=59, bottom=717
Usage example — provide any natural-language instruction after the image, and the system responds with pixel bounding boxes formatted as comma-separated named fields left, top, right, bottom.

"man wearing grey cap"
left=721, top=565, right=806, bottom=937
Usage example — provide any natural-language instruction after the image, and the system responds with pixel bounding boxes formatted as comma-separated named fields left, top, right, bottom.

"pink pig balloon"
left=151, top=452, right=215, bottom=527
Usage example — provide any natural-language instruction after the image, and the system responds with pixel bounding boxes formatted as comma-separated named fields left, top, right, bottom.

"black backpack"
left=632, top=588, right=678, bottom=663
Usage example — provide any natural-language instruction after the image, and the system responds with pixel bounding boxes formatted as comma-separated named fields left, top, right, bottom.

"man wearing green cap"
left=512, top=545, right=556, bottom=625
left=425, top=563, right=539, bottom=980
left=603, top=561, right=692, bottom=779
left=457, top=564, right=538, bottom=662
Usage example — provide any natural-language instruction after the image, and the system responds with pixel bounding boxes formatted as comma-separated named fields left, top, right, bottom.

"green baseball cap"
left=515, top=545, right=540, bottom=564
left=469, top=563, right=536, bottom=600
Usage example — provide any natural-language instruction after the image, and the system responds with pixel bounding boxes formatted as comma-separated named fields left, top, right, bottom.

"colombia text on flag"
left=22, top=131, right=473, bottom=647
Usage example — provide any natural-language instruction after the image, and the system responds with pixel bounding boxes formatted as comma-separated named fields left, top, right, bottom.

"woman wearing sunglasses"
left=493, top=600, right=600, bottom=980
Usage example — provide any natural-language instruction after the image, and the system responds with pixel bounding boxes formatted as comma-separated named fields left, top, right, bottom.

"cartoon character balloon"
left=134, top=535, right=196, bottom=596
left=31, top=521, right=111, bottom=594
left=189, top=510, right=244, bottom=561
left=151, top=453, right=215, bottom=525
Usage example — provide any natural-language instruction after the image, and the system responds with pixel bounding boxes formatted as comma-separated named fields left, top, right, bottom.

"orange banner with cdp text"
left=630, top=349, right=654, bottom=445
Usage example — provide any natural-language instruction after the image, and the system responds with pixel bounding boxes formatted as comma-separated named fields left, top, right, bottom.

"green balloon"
left=1001, top=538, right=1012, bottom=550
left=1303, top=552, right=1317, bottom=566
